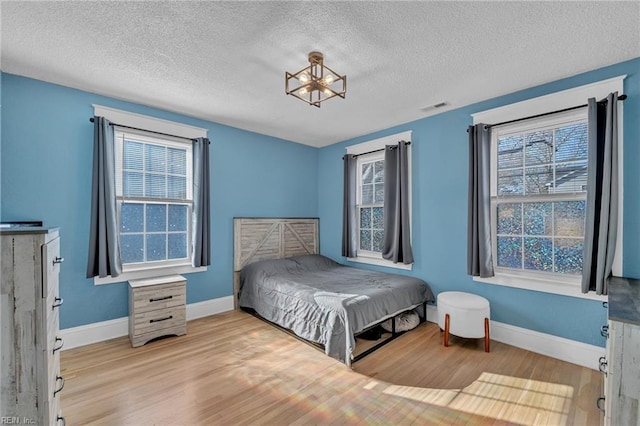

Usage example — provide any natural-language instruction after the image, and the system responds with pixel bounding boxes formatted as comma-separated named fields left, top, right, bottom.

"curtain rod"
left=467, top=94, right=627, bottom=132
left=343, top=141, right=411, bottom=159
left=89, top=117, right=197, bottom=142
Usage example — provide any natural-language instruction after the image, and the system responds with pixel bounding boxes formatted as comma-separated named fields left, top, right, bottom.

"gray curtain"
left=467, top=124, right=494, bottom=278
left=192, top=137, right=211, bottom=267
left=581, top=93, right=619, bottom=295
left=342, top=154, right=357, bottom=258
left=86, top=116, right=122, bottom=278
left=382, top=141, right=414, bottom=264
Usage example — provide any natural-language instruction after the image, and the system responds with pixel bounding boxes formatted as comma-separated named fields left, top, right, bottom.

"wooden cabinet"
left=129, top=275, right=186, bottom=347
left=1, top=227, right=65, bottom=425
left=602, top=277, right=640, bottom=426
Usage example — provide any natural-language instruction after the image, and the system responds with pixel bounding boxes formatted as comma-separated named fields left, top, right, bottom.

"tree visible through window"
left=493, top=115, right=588, bottom=275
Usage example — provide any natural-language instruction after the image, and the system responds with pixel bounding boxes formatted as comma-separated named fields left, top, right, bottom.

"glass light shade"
left=298, top=73, right=310, bottom=84
left=323, top=74, right=334, bottom=85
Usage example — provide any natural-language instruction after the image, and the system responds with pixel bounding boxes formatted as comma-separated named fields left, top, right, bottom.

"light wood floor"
left=61, top=310, right=604, bottom=425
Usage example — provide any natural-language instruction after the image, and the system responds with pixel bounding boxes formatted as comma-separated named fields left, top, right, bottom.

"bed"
left=233, top=217, right=434, bottom=365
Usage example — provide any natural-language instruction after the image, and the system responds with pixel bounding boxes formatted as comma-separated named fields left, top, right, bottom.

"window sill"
left=347, top=256, right=413, bottom=271
left=94, top=263, right=207, bottom=285
left=473, top=273, right=607, bottom=301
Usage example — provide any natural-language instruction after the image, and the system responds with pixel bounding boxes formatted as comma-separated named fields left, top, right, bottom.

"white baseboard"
left=59, top=296, right=234, bottom=351
left=186, top=296, right=234, bottom=321
left=426, top=305, right=604, bottom=370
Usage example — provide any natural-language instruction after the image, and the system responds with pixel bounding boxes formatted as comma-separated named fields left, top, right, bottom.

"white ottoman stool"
left=437, top=291, right=491, bottom=352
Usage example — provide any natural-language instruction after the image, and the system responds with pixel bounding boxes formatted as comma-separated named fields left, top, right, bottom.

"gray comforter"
left=238, top=254, right=434, bottom=363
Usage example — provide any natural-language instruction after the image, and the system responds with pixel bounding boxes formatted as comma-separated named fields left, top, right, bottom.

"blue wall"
left=2, top=58, right=638, bottom=346
left=1, top=73, right=318, bottom=329
left=318, top=58, right=640, bottom=347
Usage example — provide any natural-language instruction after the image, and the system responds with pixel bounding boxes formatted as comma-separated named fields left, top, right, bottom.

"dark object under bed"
left=238, top=254, right=434, bottom=365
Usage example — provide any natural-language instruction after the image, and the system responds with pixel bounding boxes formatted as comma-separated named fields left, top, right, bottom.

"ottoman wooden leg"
left=444, top=313, right=450, bottom=347
left=484, top=317, right=490, bottom=353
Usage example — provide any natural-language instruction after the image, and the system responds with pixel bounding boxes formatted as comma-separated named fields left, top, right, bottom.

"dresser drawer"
left=42, top=236, right=61, bottom=298
left=46, top=349, right=62, bottom=398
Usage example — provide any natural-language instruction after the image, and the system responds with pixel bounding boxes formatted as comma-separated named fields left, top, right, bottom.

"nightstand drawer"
left=131, top=281, right=186, bottom=314
left=131, top=305, right=186, bottom=334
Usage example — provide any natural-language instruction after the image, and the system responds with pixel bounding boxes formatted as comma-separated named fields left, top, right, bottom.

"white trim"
left=490, top=320, right=604, bottom=371
left=59, top=316, right=129, bottom=351
left=347, top=255, right=413, bottom=271
left=426, top=305, right=603, bottom=370
left=473, top=274, right=607, bottom=301
left=59, top=296, right=233, bottom=350
left=128, top=274, right=185, bottom=288
left=346, top=130, right=412, bottom=155
left=472, top=75, right=625, bottom=125
left=185, top=296, right=234, bottom=320
left=426, top=304, right=439, bottom=323
left=93, top=104, right=207, bottom=139
left=94, top=264, right=206, bottom=285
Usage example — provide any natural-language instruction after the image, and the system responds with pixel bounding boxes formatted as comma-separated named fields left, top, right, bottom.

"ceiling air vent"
left=420, top=102, right=448, bottom=112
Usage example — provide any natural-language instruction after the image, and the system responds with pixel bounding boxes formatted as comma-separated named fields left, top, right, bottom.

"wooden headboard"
left=233, top=217, right=319, bottom=308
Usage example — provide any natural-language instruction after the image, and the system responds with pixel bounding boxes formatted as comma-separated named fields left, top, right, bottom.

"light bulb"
left=298, top=73, right=310, bottom=84
left=299, top=87, right=309, bottom=96
left=323, top=74, right=334, bottom=85
left=323, top=88, right=332, bottom=96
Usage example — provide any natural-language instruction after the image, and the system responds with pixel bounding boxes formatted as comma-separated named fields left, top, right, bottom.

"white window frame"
left=471, top=76, right=625, bottom=301
left=115, top=129, right=194, bottom=268
left=93, top=105, right=208, bottom=285
left=356, top=150, right=385, bottom=258
left=346, top=130, right=413, bottom=271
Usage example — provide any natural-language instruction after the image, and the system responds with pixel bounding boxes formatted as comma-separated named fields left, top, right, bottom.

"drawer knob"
left=57, top=416, right=66, bottom=426
left=53, top=337, right=64, bottom=353
left=150, top=315, right=173, bottom=324
left=596, top=396, right=605, bottom=412
left=52, top=297, right=64, bottom=309
left=600, top=324, right=609, bottom=338
left=53, top=375, right=65, bottom=396
left=150, top=295, right=173, bottom=303
left=53, top=256, right=64, bottom=265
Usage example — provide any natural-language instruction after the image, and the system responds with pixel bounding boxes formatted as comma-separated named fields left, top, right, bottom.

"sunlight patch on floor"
left=383, top=372, right=574, bottom=425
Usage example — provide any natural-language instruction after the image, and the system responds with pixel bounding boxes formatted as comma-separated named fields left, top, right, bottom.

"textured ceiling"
left=2, top=1, right=639, bottom=147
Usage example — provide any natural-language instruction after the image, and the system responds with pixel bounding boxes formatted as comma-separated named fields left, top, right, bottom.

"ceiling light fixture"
left=285, top=51, right=346, bottom=108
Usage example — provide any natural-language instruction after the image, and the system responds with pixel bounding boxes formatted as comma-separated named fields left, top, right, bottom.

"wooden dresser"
left=1, top=227, right=65, bottom=425
left=602, top=276, right=640, bottom=425
left=129, top=275, right=187, bottom=347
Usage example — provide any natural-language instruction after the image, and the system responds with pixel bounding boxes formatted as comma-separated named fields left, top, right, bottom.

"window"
left=357, top=151, right=385, bottom=255
left=116, top=130, right=193, bottom=269
left=471, top=76, right=624, bottom=300
left=346, top=130, right=412, bottom=270
left=492, top=111, right=587, bottom=277
left=92, top=104, right=208, bottom=284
